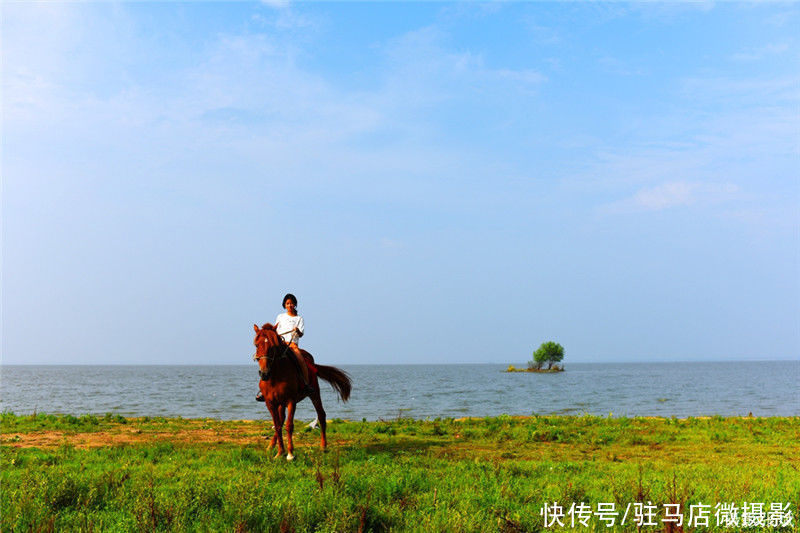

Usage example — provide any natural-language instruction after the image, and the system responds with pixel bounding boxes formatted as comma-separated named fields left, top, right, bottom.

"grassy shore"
left=2, top=413, right=798, bottom=531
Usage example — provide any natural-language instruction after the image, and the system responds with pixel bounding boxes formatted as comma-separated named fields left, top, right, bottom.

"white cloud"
left=259, top=0, right=290, bottom=9
left=494, top=68, right=548, bottom=85
left=521, top=15, right=562, bottom=45
left=380, top=25, right=546, bottom=110
left=597, top=55, right=645, bottom=76
left=680, top=75, right=798, bottom=105
left=629, top=181, right=740, bottom=211
left=595, top=181, right=743, bottom=215
left=6, top=2, right=792, bottom=227
left=560, top=62, right=798, bottom=224
left=765, top=9, right=798, bottom=28
left=731, top=42, right=790, bottom=62
left=3, top=5, right=545, bottom=217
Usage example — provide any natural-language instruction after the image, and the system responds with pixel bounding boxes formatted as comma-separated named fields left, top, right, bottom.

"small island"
left=507, top=341, right=565, bottom=373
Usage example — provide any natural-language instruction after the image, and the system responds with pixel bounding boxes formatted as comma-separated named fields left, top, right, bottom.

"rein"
left=253, top=333, right=294, bottom=381
left=253, top=341, right=293, bottom=362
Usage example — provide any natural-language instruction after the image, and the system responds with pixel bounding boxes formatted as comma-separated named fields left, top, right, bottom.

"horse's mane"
left=258, top=324, right=286, bottom=358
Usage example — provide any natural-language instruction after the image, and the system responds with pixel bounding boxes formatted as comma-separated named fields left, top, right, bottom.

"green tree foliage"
left=530, top=341, right=564, bottom=369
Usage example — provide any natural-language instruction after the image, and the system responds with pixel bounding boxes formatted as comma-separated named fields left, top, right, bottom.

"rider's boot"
left=290, top=351, right=315, bottom=396
left=299, top=372, right=314, bottom=396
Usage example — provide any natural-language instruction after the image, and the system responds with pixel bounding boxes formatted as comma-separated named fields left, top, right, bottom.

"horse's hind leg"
left=285, top=401, right=296, bottom=461
left=309, top=391, right=328, bottom=449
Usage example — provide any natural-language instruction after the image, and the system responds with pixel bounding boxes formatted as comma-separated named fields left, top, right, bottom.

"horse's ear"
left=253, top=324, right=259, bottom=333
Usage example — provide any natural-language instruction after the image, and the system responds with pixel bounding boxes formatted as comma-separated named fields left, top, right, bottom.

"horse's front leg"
left=285, top=401, right=296, bottom=461
left=268, top=424, right=279, bottom=451
left=266, top=402, right=285, bottom=458
left=262, top=384, right=279, bottom=450
left=275, top=405, right=287, bottom=458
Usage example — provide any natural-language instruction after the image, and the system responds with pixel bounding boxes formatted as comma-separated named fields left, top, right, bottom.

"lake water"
left=1, top=361, right=797, bottom=421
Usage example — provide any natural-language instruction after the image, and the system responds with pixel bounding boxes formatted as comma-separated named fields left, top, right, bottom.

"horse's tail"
left=315, top=364, right=351, bottom=402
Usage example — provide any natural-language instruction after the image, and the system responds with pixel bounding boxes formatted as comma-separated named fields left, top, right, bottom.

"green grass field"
left=2, top=413, right=798, bottom=531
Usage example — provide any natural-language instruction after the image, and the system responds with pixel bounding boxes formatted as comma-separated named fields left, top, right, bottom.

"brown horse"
left=252, top=323, right=351, bottom=460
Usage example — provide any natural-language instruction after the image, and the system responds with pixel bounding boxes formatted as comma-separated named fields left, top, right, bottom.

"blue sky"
left=2, top=2, right=798, bottom=365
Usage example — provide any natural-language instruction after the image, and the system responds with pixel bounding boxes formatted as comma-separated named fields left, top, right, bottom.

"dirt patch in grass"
left=0, top=419, right=358, bottom=451
left=1, top=423, right=278, bottom=450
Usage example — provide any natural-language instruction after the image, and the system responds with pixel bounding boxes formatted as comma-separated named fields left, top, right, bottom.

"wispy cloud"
left=602, top=181, right=740, bottom=213
left=494, top=68, right=548, bottom=85
left=4, top=2, right=797, bottom=364
left=597, top=55, right=645, bottom=76
left=3, top=5, right=550, bottom=217
left=765, top=8, right=799, bottom=28
left=562, top=61, right=799, bottom=225
left=731, top=42, right=790, bottom=62
left=259, top=0, right=290, bottom=10
left=522, top=16, right=562, bottom=45
left=381, top=25, right=547, bottom=108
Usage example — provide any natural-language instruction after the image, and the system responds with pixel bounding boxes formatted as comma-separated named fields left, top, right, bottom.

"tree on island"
left=529, top=341, right=564, bottom=370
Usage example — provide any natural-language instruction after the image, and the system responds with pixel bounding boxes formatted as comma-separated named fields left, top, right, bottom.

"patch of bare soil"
left=1, top=424, right=273, bottom=449
left=0, top=420, right=349, bottom=450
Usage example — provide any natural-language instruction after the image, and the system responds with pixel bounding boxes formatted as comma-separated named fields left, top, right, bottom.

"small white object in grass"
left=308, top=418, right=319, bottom=429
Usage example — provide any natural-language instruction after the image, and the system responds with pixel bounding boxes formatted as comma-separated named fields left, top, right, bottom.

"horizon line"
left=2, top=359, right=798, bottom=367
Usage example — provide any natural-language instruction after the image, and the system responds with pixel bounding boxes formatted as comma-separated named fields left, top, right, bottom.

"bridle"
left=253, top=329, right=294, bottom=381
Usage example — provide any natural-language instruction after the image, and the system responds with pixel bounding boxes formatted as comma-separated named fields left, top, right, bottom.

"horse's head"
left=253, top=323, right=282, bottom=374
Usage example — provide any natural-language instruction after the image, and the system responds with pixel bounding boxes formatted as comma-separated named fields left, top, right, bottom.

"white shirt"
left=275, top=313, right=304, bottom=344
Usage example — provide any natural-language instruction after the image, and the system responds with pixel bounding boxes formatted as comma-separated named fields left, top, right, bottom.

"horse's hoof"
left=286, top=453, right=294, bottom=461
left=273, top=452, right=283, bottom=460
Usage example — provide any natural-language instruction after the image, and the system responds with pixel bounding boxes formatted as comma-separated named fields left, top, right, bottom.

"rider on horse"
left=256, top=293, right=315, bottom=401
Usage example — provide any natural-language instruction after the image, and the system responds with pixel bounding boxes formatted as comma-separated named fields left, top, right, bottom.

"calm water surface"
left=1, top=362, right=797, bottom=421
